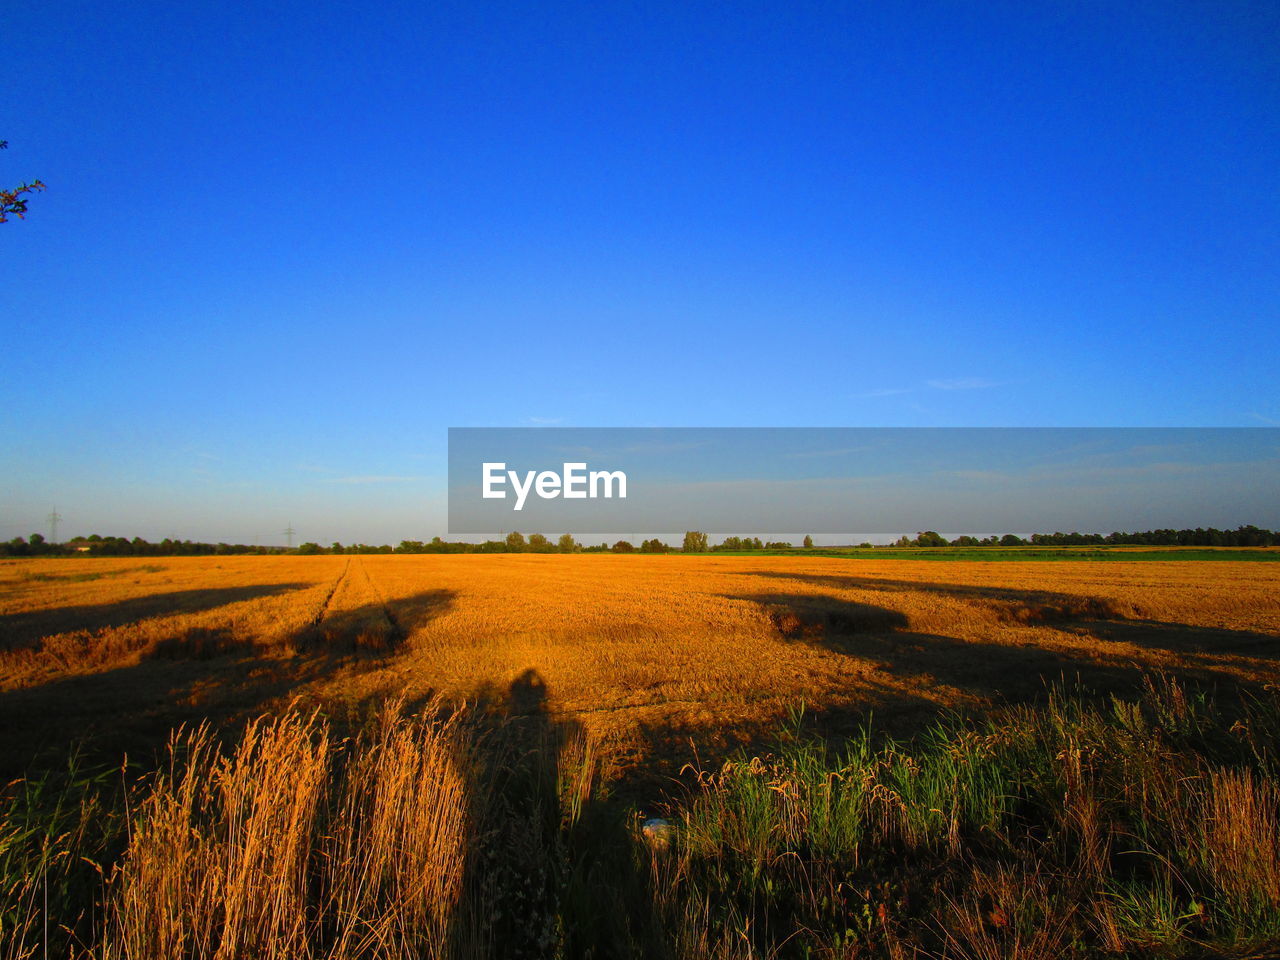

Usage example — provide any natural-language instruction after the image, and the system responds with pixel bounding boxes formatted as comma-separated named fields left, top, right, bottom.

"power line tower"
left=283, top=522, right=296, bottom=549
left=47, top=506, right=63, bottom=543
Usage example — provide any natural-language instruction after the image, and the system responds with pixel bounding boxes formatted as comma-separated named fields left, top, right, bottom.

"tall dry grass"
left=99, top=700, right=473, bottom=960
left=1200, top=768, right=1280, bottom=917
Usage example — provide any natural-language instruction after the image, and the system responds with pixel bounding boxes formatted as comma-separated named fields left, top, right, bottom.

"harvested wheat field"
left=2, top=553, right=1277, bottom=778
left=5, top=553, right=1280, bottom=959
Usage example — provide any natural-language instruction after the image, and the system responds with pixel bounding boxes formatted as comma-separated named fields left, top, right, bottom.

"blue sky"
left=2, top=1, right=1277, bottom=543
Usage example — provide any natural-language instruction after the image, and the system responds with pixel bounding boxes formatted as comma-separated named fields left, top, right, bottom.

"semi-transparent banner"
left=447, top=427, right=1279, bottom=534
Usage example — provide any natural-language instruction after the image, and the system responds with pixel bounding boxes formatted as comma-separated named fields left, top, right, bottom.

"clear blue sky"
left=3, top=1, right=1277, bottom=543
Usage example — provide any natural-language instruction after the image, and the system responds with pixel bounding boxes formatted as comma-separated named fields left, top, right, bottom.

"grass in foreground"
left=660, top=676, right=1280, bottom=958
left=3, top=676, right=1280, bottom=958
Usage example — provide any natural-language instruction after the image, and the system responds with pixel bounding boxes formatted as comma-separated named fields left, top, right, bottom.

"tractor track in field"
left=354, top=558, right=406, bottom=647
left=300, top=558, right=406, bottom=653
left=308, top=558, right=351, bottom=628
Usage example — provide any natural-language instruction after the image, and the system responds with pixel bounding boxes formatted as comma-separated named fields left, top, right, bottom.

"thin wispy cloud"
left=925, top=378, right=1001, bottom=391
left=523, top=416, right=565, bottom=425
left=619, top=440, right=711, bottom=455
left=546, top=440, right=712, bottom=457
left=1249, top=411, right=1280, bottom=426
left=945, top=469, right=1014, bottom=482
left=858, top=378, right=1003, bottom=399
left=784, top=446, right=873, bottom=459
left=857, top=387, right=915, bottom=398
left=662, top=475, right=880, bottom=493
left=320, top=475, right=421, bottom=485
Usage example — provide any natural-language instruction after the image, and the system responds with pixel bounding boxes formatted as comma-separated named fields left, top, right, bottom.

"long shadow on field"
left=1071, top=618, right=1280, bottom=661
left=0, top=583, right=311, bottom=651
left=534, top=666, right=675, bottom=960
left=293, top=588, right=455, bottom=656
left=737, top=570, right=1140, bottom=621
left=0, top=590, right=457, bottom=780
left=726, top=591, right=1258, bottom=727
left=735, top=570, right=1280, bottom=662
left=447, top=669, right=673, bottom=958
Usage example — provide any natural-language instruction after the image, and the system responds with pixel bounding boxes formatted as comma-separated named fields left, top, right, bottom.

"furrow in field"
left=305, top=557, right=351, bottom=628
left=296, top=557, right=402, bottom=654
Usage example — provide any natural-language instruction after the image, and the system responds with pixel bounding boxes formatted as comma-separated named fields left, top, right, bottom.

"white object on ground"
left=641, top=817, right=677, bottom=847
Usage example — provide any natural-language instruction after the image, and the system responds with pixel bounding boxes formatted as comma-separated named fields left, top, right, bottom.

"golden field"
left=5, top=553, right=1280, bottom=959
left=2, top=553, right=1277, bottom=778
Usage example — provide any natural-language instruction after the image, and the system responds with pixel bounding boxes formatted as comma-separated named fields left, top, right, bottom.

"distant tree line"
left=299, top=534, right=664, bottom=555
left=0, top=534, right=288, bottom=557
left=710, top=536, right=796, bottom=551
left=301, top=525, right=1279, bottom=554
left=888, top=525, right=1279, bottom=548
left=4, top=524, right=1275, bottom=558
